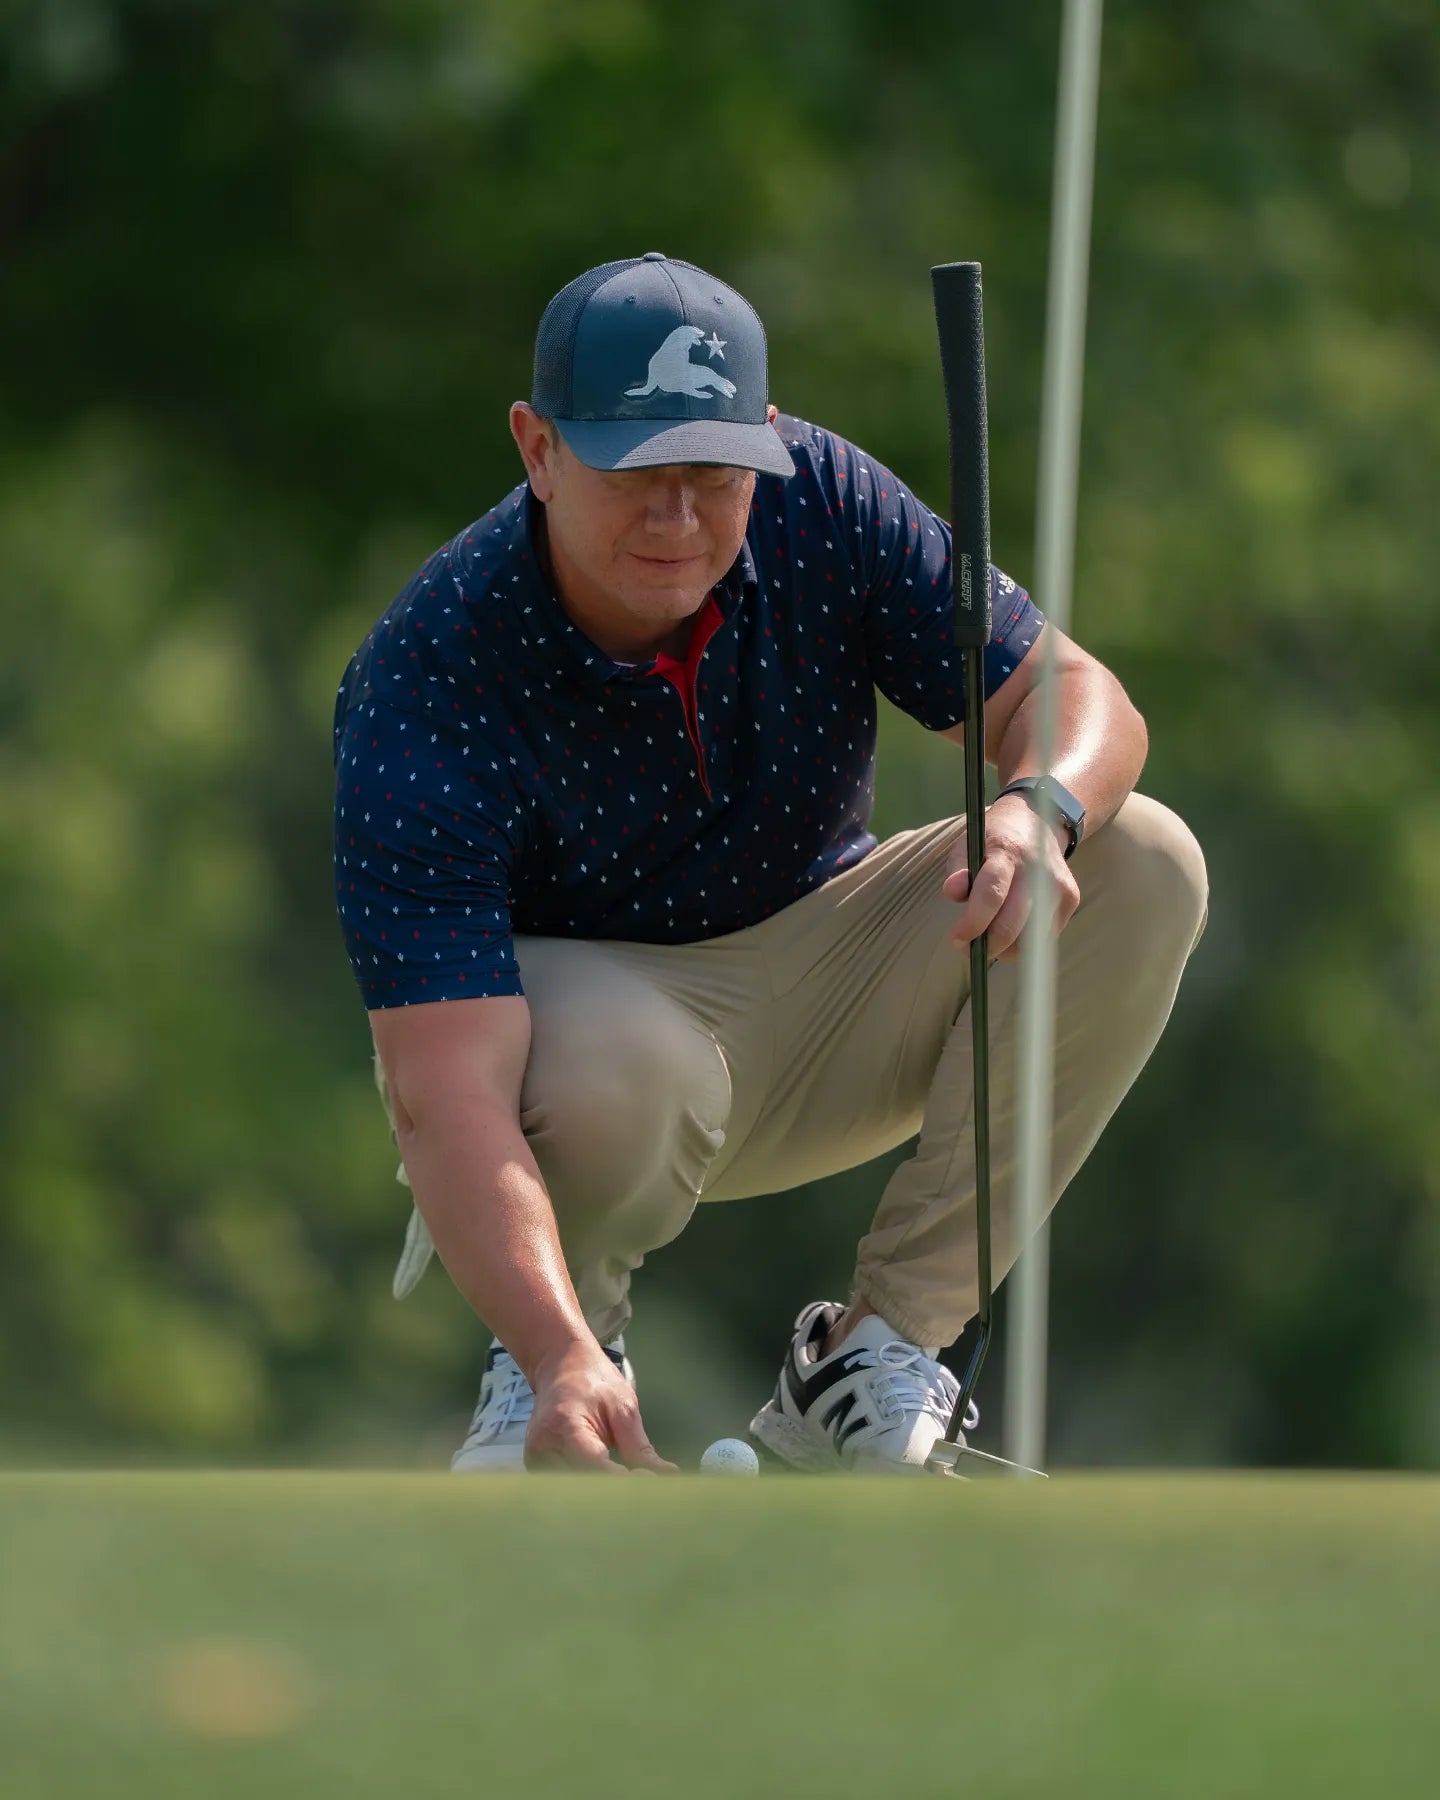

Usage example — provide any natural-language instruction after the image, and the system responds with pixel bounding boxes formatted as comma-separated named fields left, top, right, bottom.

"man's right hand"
left=524, top=1340, right=678, bottom=1474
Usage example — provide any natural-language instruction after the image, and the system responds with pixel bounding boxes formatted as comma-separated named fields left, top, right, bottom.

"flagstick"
left=1003, top=0, right=1105, bottom=1474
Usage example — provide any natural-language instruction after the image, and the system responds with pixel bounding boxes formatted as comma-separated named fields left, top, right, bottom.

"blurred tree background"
left=2, top=0, right=1436, bottom=1470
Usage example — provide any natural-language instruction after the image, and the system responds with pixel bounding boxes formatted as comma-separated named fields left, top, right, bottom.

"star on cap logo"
left=625, top=326, right=736, bottom=402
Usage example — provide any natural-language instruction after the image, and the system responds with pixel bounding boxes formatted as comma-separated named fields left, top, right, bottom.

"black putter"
left=926, top=262, right=1046, bottom=1481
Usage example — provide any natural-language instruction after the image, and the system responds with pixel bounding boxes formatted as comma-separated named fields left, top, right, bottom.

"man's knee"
left=1077, top=792, right=1209, bottom=957
left=519, top=990, right=730, bottom=1208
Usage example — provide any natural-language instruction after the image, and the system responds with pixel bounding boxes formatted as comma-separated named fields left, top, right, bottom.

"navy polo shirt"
left=333, top=413, right=1044, bottom=1009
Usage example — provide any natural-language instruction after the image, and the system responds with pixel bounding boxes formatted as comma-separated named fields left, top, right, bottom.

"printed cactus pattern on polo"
left=332, top=414, right=1044, bottom=1009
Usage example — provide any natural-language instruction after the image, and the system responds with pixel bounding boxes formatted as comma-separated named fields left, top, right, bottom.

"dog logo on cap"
left=625, top=326, right=736, bottom=402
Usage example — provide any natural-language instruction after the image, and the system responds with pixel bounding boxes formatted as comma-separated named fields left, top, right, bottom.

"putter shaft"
left=946, top=641, right=991, bottom=1442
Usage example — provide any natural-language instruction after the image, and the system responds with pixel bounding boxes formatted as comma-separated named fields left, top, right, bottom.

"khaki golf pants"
left=379, top=791, right=1208, bottom=1351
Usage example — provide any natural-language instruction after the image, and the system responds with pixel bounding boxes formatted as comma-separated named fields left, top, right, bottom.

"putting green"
left=1, top=1473, right=1435, bottom=1799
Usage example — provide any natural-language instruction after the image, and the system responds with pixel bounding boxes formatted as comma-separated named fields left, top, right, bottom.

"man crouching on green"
left=331, top=253, right=1207, bottom=1474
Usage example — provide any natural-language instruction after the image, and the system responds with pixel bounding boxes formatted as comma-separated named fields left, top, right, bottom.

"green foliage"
left=1, top=1, right=1436, bottom=1465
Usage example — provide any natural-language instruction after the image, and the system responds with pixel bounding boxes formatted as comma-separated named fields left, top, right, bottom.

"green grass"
left=1, top=1473, right=1435, bottom=1799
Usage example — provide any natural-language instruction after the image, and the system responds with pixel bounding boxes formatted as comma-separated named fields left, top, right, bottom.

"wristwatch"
left=996, top=775, right=1086, bottom=860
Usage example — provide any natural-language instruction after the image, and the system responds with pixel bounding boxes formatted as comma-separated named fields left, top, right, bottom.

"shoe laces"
left=868, top=1341, right=980, bottom=1436
left=471, top=1350, right=534, bottom=1441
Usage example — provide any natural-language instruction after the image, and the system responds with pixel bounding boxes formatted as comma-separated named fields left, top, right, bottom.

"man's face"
left=511, top=403, right=761, bottom=654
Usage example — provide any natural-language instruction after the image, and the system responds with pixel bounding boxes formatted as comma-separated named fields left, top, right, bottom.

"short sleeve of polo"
left=333, top=697, right=527, bottom=1009
left=825, top=431, right=1045, bottom=729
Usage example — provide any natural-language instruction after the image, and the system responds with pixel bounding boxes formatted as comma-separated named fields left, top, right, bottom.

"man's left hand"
left=942, top=793, right=1082, bottom=963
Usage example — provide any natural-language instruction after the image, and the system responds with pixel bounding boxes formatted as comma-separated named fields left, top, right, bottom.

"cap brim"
left=555, top=417, right=795, bottom=480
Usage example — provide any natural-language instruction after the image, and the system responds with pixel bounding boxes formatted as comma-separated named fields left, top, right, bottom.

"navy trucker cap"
left=531, top=252, right=794, bottom=479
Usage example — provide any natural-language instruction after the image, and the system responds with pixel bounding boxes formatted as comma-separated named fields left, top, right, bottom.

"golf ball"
left=699, top=1437, right=760, bottom=1476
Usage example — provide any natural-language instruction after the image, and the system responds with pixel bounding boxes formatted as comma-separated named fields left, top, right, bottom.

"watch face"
left=1002, top=777, right=1083, bottom=841
left=1043, top=778, right=1083, bottom=829
left=1028, top=778, right=1083, bottom=855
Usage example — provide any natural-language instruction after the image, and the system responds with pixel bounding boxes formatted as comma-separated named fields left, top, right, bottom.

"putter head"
left=925, top=1440, right=1049, bottom=1480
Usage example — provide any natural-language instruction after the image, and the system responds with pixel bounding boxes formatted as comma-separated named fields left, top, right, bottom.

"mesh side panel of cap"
left=532, top=259, right=638, bottom=417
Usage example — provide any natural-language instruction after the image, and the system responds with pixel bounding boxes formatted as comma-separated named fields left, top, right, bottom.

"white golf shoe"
left=748, top=1301, right=978, bottom=1474
left=451, top=1337, right=634, bottom=1473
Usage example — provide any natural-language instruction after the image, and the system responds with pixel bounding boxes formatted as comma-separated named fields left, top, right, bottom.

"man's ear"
left=510, top=403, right=560, bottom=500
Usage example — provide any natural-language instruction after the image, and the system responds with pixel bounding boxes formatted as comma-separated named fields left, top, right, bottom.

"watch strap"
left=996, top=775, right=1085, bottom=860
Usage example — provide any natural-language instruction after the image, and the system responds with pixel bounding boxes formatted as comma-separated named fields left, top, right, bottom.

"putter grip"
left=931, top=262, right=993, bottom=649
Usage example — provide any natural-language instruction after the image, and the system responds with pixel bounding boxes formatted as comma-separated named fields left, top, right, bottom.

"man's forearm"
left=395, top=1097, right=591, bottom=1383
left=995, top=663, right=1147, bottom=839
